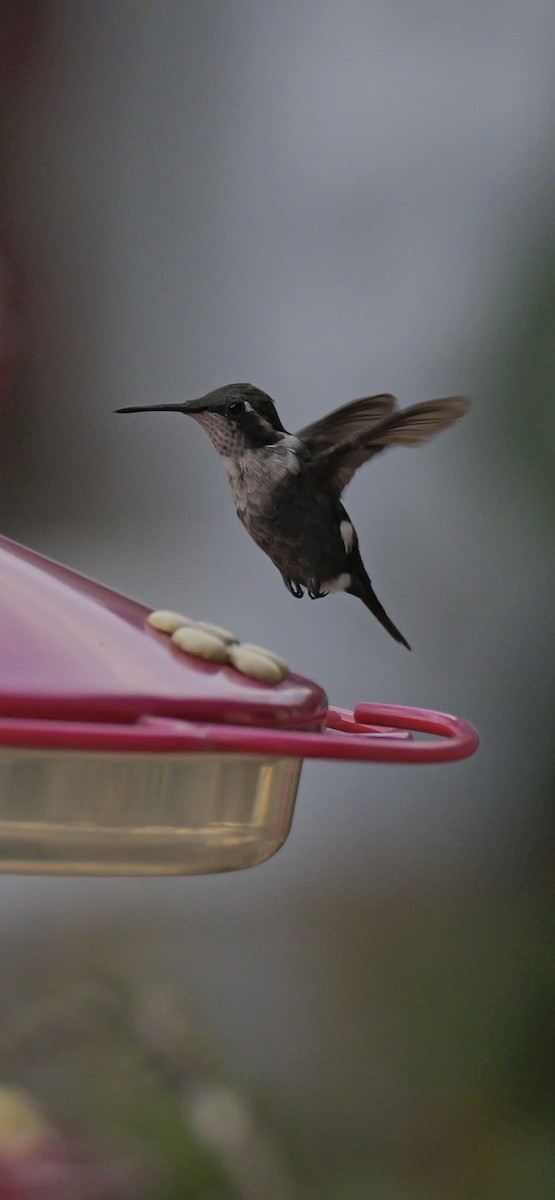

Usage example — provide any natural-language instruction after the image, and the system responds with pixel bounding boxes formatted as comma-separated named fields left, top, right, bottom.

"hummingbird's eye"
left=227, top=400, right=245, bottom=417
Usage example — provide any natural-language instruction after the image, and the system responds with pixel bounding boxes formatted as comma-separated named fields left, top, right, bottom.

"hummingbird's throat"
left=191, top=412, right=240, bottom=456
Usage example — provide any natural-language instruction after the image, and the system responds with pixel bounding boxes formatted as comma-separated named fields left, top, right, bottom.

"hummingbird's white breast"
left=223, top=436, right=303, bottom=517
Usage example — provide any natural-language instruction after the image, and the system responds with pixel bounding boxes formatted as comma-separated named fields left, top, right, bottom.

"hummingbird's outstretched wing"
left=305, top=396, right=470, bottom=496
left=296, top=394, right=397, bottom=450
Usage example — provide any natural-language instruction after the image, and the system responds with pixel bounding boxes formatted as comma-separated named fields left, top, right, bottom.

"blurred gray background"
left=1, top=2, right=554, bottom=1196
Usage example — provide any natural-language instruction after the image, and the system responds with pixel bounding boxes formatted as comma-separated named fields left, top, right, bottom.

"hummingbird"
left=116, top=384, right=470, bottom=649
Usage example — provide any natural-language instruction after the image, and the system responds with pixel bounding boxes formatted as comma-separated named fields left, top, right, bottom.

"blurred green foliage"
left=2, top=872, right=553, bottom=1200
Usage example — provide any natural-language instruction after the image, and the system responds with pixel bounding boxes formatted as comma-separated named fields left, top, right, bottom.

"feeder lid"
left=0, top=536, right=327, bottom=731
left=0, top=536, right=479, bottom=763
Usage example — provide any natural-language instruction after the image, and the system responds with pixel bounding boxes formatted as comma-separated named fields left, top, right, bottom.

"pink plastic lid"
left=0, top=536, right=479, bottom=763
left=0, top=536, right=327, bottom=730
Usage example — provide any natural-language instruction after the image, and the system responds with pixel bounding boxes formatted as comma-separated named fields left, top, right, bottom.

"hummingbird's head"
left=116, top=383, right=286, bottom=457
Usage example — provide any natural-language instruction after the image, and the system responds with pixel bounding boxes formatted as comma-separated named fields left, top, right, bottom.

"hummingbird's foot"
left=284, top=577, right=305, bottom=598
left=307, top=579, right=329, bottom=600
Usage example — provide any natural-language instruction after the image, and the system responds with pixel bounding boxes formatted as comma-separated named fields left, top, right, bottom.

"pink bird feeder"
left=0, top=536, right=478, bottom=875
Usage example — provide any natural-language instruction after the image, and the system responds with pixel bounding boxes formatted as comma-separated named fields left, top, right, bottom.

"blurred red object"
left=0, top=246, right=21, bottom=417
left=0, top=1086, right=154, bottom=1199
left=0, top=0, right=42, bottom=420
left=0, top=0, right=45, bottom=79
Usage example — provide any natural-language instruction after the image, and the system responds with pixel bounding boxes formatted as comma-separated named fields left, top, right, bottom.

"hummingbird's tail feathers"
left=348, top=572, right=411, bottom=650
left=364, top=396, right=470, bottom=450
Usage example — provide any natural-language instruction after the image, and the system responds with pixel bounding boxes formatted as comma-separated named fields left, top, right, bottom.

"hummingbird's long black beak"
left=115, top=402, right=203, bottom=415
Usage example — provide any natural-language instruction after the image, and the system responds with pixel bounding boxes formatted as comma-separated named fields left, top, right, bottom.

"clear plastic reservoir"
left=0, top=749, right=302, bottom=875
